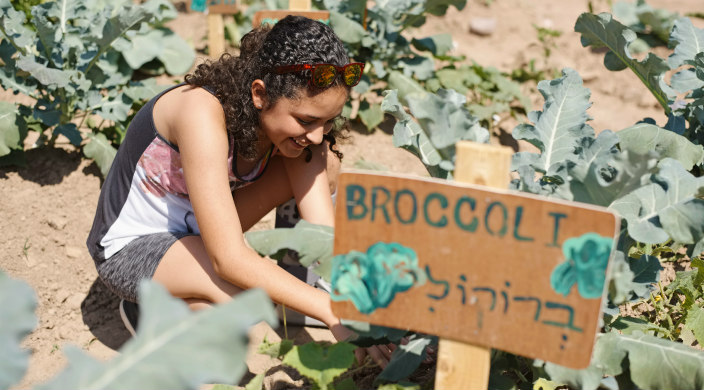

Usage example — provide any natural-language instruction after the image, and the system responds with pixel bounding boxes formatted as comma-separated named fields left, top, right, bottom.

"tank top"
left=86, top=84, right=274, bottom=262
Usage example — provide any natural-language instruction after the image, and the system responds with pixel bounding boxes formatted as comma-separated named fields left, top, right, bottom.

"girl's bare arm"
left=170, top=89, right=341, bottom=328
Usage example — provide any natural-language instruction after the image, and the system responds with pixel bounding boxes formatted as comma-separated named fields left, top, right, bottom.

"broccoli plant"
left=0, top=0, right=195, bottom=176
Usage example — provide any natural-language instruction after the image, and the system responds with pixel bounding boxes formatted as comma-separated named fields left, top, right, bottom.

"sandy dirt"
left=2, top=0, right=702, bottom=388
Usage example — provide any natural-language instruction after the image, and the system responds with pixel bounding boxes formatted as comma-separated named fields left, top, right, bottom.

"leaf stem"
left=343, top=356, right=375, bottom=376
left=282, top=304, right=289, bottom=340
left=591, top=38, right=671, bottom=115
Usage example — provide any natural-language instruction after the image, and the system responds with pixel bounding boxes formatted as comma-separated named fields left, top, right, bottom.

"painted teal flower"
left=190, top=0, right=206, bottom=12
left=331, top=242, right=426, bottom=314
left=550, top=233, right=613, bottom=299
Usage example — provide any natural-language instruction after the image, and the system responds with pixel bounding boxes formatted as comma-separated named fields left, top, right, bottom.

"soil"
left=2, top=0, right=702, bottom=389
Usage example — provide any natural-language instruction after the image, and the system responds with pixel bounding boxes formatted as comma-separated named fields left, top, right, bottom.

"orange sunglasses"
left=274, top=63, right=365, bottom=88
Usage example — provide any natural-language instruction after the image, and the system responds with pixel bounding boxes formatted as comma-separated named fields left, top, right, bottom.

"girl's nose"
left=307, top=126, right=324, bottom=145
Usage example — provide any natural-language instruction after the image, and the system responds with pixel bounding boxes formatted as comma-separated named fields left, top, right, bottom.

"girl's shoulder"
left=154, top=85, right=227, bottom=144
left=165, top=84, right=222, bottom=112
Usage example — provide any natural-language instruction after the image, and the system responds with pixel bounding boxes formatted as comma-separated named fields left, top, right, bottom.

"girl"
left=86, top=16, right=391, bottom=366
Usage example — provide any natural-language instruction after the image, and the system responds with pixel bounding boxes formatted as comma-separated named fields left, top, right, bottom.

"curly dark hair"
left=184, top=16, right=350, bottom=161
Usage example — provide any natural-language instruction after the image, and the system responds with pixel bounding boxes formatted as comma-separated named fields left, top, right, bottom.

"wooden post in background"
left=189, top=0, right=239, bottom=58
left=207, top=13, right=226, bottom=58
left=251, top=0, right=329, bottom=27
left=288, top=0, right=311, bottom=10
left=434, top=141, right=513, bottom=389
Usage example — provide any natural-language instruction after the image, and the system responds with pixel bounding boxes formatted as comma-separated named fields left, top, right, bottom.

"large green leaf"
left=245, top=220, right=334, bottom=280
left=405, top=88, right=489, bottom=149
left=92, top=5, right=153, bottom=49
left=636, top=5, right=678, bottom=45
left=387, top=71, right=425, bottom=104
left=685, top=305, right=704, bottom=347
left=329, top=11, right=367, bottom=44
left=571, top=146, right=657, bottom=208
left=435, top=68, right=469, bottom=94
left=382, top=89, right=443, bottom=174
left=157, top=31, right=195, bottom=75
left=411, top=34, right=453, bottom=56
left=82, top=3, right=157, bottom=73
left=668, top=17, right=704, bottom=69
left=628, top=254, right=662, bottom=298
left=606, top=250, right=636, bottom=304
left=543, top=362, right=604, bottom=390
left=617, top=123, right=704, bottom=170
left=0, top=42, right=38, bottom=97
left=119, top=28, right=194, bottom=75
left=610, top=158, right=704, bottom=244
left=357, top=100, right=384, bottom=131
left=54, top=123, right=82, bottom=146
left=376, top=334, right=433, bottom=383
left=611, top=0, right=645, bottom=32
left=512, top=68, right=593, bottom=176
left=0, top=0, right=35, bottom=50
left=16, top=55, right=72, bottom=88
left=398, top=56, right=435, bottom=80
left=575, top=12, right=673, bottom=113
left=670, top=68, right=704, bottom=94
left=123, top=79, right=168, bottom=101
left=95, top=91, right=132, bottom=122
left=0, top=270, right=37, bottom=390
left=39, top=282, right=276, bottom=390
left=83, top=132, right=117, bottom=177
left=602, top=332, right=704, bottom=389
left=140, top=0, right=179, bottom=23
left=383, top=87, right=488, bottom=178
left=424, top=0, right=466, bottom=16
left=31, top=2, right=66, bottom=61
left=282, top=342, right=357, bottom=390
left=609, top=315, right=670, bottom=337
left=544, top=331, right=704, bottom=390
left=0, top=102, right=20, bottom=156
left=666, top=269, right=703, bottom=306
left=120, top=28, right=164, bottom=69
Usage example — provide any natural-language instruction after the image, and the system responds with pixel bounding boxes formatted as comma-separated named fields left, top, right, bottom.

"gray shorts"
left=95, top=232, right=196, bottom=302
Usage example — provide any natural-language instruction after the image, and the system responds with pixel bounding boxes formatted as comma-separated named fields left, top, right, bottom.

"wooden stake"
left=207, top=13, right=226, bottom=58
left=436, top=339, right=492, bottom=389
left=434, top=141, right=513, bottom=390
left=288, top=0, right=311, bottom=10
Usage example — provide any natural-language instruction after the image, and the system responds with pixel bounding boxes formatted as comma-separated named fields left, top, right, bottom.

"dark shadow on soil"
left=0, top=147, right=82, bottom=185
left=81, top=278, right=131, bottom=351
left=377, top=114, right=396, bottom=135
left=345, top=114, right=396, bottom=136
left=81, top=160, right=105, bottom=187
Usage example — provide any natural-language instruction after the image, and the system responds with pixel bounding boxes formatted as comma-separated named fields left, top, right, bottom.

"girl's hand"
left=329, top=322, right=397, bottom=368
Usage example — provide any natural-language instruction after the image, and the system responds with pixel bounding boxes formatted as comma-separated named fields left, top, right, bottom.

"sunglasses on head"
left=274, top=63, right=365, bottom=88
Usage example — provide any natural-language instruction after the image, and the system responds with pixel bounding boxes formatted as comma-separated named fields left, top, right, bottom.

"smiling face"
left=252, top=81, right=348, bottom=158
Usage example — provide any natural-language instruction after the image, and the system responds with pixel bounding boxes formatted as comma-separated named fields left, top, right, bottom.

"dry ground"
left=2, top=0, right=702, bottom=388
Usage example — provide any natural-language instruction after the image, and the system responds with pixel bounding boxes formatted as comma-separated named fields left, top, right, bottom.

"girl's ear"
left=251, top=79, right=267, bottom=109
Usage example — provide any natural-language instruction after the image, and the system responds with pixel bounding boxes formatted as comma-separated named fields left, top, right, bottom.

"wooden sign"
left=252, top=10, right=330, bottom=26
left=331, top=170, right=620, bottom=369
left=189, top=0, right=238, bottom=14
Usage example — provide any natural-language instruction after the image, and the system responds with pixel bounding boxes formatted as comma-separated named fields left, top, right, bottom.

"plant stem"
left=282, top=304, right=289, bottom=340
left=343, top=356, right=375, bottom=376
